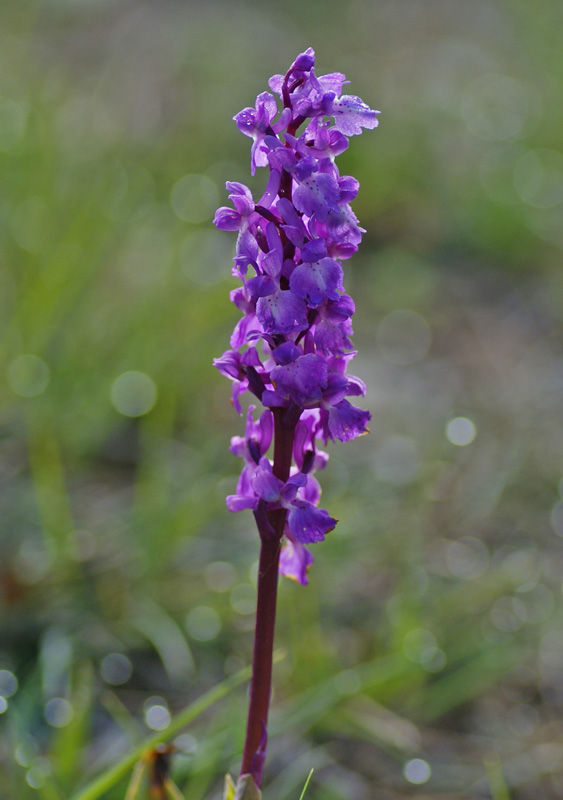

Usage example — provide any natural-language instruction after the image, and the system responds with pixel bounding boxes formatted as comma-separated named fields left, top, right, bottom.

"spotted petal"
left=256, top=289, right=308, bottom=335
left=330, top=95, right=380, bottom=136
left=290, top=257, right=343, bottom=307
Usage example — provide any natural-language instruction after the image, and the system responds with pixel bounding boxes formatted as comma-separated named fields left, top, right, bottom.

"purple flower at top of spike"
left=329, top=94, right=380, bottom=136
left=214, top=48, right=378, bottom=584
left=234, top=92, right=292, bottom=176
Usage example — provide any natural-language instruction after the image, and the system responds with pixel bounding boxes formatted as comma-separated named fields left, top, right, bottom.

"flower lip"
left=269, top=353, right=328, bottom=408
left=287, top=501, right=337, bottom=544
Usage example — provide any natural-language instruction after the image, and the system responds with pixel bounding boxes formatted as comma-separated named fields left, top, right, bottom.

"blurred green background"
left=1, top=1, right=562, bottom=798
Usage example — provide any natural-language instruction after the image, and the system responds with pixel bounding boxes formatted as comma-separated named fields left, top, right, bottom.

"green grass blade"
left=484, top=755, right=511, bottom=800
left=298, top=769, right=314, bottom=800
left=70, top=663, right=252, bottom=800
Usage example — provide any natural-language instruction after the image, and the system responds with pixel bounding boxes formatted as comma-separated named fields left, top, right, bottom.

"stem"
left=240, top=407, right=296, bottom=784
left=239, top=531, right=280, bottom=781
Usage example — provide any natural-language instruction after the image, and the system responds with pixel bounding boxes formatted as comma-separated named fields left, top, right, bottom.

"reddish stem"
left=239, top=407, right=296, bottom=784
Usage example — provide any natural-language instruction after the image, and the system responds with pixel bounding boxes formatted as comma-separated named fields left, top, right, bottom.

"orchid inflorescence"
left=214, top=48, right=378, bottom=794
left=214, top=48, right=378, bottom=587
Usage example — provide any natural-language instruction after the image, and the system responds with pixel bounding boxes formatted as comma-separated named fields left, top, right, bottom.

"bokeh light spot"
left=205, top=561, right=236, bottom=592
left=514, top=584, right=554, bottom=624
left=403, top=629, right=438, bottom=664
left=446, top=537, right=489, bottom=580
left=422, top=648, right=447, bottom=673
left=491, top=597, right=522, bottom=632
left=44, top=698, right=73, bottom=728
left=101, top=653, right=132, bottom=685
left=13, top=540, right=52, bottom=583
left=185, top=606, right=221, bottom=641
left=0, top=697, right=7, bottom=714
left=513, top=149, right=563, bottom=209
left=0, top=669, right=18, bottom=698
left=479, top=145, right=522, bottom=204
left=171, top=174, right=218, bottom=223
left=174, top=733, right=197, bottom=754
left=111, top=371, right=157, bottom=417
left=15, top=740, right=38, bottom=768
left=446, top=417, right=476, bottom=446
left=181, top=229, right=232, bottom=285
left=230, top=584, right=257, bottom=615
left=144, top=697, right=170, bottom=730
left=26, top=764, right=48, bottom=790
left=7, top=355, right=50, bottom=397
left=334, top=669, right=360, bottom=695
left=376, top=310, right=432, bottom=365
left=403, top=758, right=431, bottom=784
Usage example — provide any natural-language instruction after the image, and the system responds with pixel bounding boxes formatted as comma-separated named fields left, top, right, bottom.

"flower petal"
left=331, top=95, right=380, bottom=136
left=287, top=501, right=337, bottom=543
left=256, top=289, right=308, bottom=335
left=251, top=458, right=283, bottom=502
left=290, top=257, right=343, bottom=307
left=279, top=540, right=314, bottom=585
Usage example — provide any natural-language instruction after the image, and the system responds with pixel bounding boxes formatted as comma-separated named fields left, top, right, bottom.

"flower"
left=227, top=455, right=336, bottom=546
left=215, top=48, right=378, bottom=582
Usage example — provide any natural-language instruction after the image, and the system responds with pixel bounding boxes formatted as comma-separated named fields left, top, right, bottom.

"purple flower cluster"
left=214, top=48, right=378, bottom=585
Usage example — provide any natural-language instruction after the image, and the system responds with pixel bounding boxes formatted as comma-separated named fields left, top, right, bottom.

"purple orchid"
left=215, top=49, right=378, bottom=793
left=215, top=46, right=377, bottom=580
